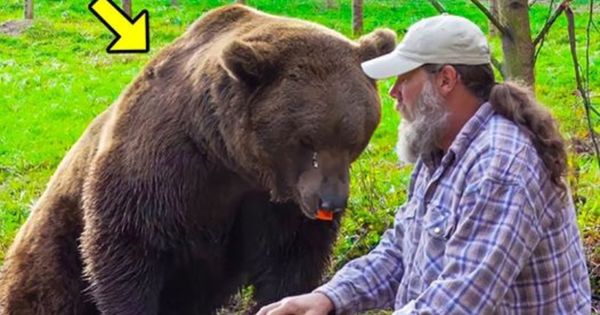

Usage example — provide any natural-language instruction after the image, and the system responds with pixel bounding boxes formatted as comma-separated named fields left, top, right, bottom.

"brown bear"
left=0, top=4, right=395, bottom=314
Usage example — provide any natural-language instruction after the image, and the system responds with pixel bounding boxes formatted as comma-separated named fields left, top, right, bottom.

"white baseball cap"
left=361, top=14, right=491, bottom=79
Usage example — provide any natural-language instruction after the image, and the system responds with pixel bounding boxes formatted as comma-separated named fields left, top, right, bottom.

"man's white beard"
left=395, top=80, right=449, bottom=165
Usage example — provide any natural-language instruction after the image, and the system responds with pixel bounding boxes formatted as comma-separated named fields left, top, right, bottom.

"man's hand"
left=255, top=292, right=334, bottom=315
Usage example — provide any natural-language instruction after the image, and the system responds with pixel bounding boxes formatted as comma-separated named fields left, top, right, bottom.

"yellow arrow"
left=89, top=0, right=149, bottom=53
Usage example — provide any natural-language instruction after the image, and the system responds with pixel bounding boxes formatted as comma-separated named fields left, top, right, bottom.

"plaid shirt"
left=316, top=102, right=592, bottom=314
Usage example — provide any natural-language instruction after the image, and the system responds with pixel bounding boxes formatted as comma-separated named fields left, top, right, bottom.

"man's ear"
left=357, top=28, right=396, bottom=63
left=437, top=65, right=459, bottom=96
left=220, top=40, right=277, bottom=86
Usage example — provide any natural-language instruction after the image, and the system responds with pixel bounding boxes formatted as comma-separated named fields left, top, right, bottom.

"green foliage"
left=0, top=1, right=598, bottom=306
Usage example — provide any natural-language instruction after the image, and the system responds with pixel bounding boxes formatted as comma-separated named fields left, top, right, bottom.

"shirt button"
left=433, top=227, right=442, bottom=235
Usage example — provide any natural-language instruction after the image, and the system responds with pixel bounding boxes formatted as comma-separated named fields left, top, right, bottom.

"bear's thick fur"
left=0, top=5, right=395, bottom=314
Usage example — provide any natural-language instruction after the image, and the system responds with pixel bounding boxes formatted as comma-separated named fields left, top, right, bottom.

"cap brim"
left=361, top=52, right=423, bottom=80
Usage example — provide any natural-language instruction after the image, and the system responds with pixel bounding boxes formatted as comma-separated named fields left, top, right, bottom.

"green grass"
left=1, top=0, right=599, bottom=311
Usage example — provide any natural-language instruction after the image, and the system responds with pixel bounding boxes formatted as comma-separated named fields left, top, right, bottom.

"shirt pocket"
left=424, top=203, right=455, bottom=240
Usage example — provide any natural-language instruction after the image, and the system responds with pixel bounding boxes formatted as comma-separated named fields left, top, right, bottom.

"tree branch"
left=533, top=0, right=569, bottom=47
left=528, top=0, right=539, bottom=7
left=585, top=0, right=593, bottom=94
left=470, top=0, right=509, bottom=37
left=533, top=0, right=556, bottom=65
left=565, top=5, right=600, bottom=166
left=428, top=0, right=447, bottom=13
left=585, top=2, right=600, bottom=124
left=491, top=56, right=506, bottom=79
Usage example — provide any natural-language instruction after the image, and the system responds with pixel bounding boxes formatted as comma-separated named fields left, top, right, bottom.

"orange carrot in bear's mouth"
left=315, top=209, right=334, bottom=221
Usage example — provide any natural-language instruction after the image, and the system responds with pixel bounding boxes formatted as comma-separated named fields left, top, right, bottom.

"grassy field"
left=1, top=0, right=598, bottom=312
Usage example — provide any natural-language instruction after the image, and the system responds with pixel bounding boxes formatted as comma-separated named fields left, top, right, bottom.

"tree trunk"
left=498, top=0, right=535, bottom=87
left=171, top=0, right=178, bottom=6
left=489, top=0, right=499, bottom=37
left=236, top=0, right=246, bottom=4
left=122, top=0, right=132, bottom=18
left=24, top=0, right=33, bottom=20
left=352, top=0, right=363, bottom=36
left=325, top=0, right=337, bottom=9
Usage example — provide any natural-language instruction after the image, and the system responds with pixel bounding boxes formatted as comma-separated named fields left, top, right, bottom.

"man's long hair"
left=424, top=64, right=568, bottom=192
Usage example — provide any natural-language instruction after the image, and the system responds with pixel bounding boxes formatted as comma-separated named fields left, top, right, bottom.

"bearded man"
left=257, top=15, right=591, bottom=315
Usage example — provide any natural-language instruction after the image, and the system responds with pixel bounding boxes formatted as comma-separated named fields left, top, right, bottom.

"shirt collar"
left=447, top=101, right=494, bottom=162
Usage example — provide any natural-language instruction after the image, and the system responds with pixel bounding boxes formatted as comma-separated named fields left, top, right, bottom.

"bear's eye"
left=288, top=64, right=307, bottom=81
left=288, top=72, right=301, bottom=81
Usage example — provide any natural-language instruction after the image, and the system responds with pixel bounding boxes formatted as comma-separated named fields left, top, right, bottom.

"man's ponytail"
left=489, top=82, right=567, bottom=191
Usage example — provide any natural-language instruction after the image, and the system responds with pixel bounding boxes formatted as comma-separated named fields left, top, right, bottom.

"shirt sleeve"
left=314, top=204, right=407, bottom=314
left=398, top=178, right=542, bottom=314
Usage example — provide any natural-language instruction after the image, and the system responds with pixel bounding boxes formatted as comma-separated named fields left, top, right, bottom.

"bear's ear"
left=357, top=28, right=397, bottom=63
left=220, top=40, right=277, bottom=86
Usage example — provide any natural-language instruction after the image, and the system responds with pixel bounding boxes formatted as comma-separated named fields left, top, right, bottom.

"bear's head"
left=217, top=23, right=396, bottom=219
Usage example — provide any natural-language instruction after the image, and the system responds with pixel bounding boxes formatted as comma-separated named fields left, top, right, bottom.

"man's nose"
left=389, top=81, right=402, bottom=101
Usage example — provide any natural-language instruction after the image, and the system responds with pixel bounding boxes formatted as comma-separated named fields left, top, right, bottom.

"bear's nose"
left=319, top=196, right=347, bottom=213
